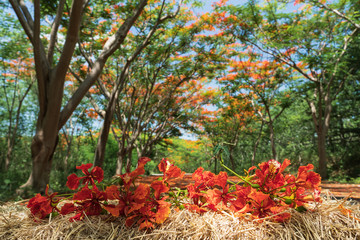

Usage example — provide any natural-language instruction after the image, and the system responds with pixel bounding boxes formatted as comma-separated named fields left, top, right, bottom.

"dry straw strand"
left=1, top=197, right=360, bottom=240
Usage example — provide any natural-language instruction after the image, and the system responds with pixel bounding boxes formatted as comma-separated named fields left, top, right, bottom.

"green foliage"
left=158, top=138, right=211, bottom=173
left=0, top=137, right=32, bottom=201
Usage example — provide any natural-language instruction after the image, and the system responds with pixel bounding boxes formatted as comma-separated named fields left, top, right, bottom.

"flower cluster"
left=185, top=159, right=321, bottom=222
left=27, top=158, right=184, bottom=230
left=27, top=158, right=321, bottom=229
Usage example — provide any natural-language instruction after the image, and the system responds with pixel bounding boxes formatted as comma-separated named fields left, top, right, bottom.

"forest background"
left=0, top=0, right=359, bottom=201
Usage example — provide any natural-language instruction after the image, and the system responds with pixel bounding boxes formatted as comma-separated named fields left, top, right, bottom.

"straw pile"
left=1, top=194, right=359, bottom=240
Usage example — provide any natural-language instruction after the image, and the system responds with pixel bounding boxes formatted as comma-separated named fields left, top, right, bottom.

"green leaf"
left=295, top=205, right=307, bottom=212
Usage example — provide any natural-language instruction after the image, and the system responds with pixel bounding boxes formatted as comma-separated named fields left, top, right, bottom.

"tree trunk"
left=252, top=120, right=264, bottom=166
left=317, top=129, right=328, bottom=179
left=5, top=142, right=12, bottom=171
left=20, top=130, right=59, bottom=193
left=94, top=83, right=121, bottom=167
left=307, top=82, right=331, bottom=180
left=63, top=137, right=71, bottom=171
left=268, top=121, right=277, bottom=160
left=116, top=151, right=124, bottom=175
left=5, top=112, right=13, bottom=171
left=126, top=150, right=133, bottom=173
left=229, top=146, right=236, bottom=170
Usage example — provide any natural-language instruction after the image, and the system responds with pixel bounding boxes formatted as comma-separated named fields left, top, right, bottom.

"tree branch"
left=316, top=1, right=360, bottom=30
left=47, top=0, right=66, bottom=66
left=59, top=0, right=148, bottom=129
left=9, top=0, right=34, bottom=43
left=55, top=0, right=85, bottom=81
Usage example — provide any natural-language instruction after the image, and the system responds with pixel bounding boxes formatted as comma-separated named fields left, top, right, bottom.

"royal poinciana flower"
left=158, top=158, right=184, bottom=181
left=61, top=186, right=107, bottom=221
left=253, top=159, right=291, bottom=194
left=119, top=157, right=151, bottom=190
left=27, top=185, right=60, bottom=219
left=66, top=163, right=104, bottom=190
left=295, top=164, right=321, bottom=190
left=190, top=167, right=216, bottom=190
left=205, top=172, right=235, bottom=211
left=125, top=192, right=171, bottom=230
left=151, top=180, right=170, bottom=200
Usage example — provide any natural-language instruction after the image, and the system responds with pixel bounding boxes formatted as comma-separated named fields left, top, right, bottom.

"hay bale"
left=1, top=196, right=359, bottom=240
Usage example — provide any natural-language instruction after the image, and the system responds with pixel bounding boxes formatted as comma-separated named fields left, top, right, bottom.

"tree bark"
left=317, top=129, right=328, bottom=179
left=21, top=130, right=59, bottom=193
left=93, top=89, right=119, bottom=167
left=229, top=147, right=236, bottom=171
left=116, top=151, right=125, bottom=175
left=308, top=84, right=330, bottom=179
left=126, top=150, right=133, bottom=173
left=252, top=120, right=264, bottom=166
left=268, top=121, right=277, bottom=160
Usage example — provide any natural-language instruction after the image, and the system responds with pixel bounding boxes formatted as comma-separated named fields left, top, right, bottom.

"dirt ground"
left=136, top=174, right=360, bottom=201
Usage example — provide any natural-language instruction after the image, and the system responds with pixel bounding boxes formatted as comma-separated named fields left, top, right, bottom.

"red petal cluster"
left=27, top=158, right=322, bottom=229
left=27, top=185, right=60, bottom=219
left=185, top=159, right=321, bottom=222
left=66, top=163, right=104, bottom=190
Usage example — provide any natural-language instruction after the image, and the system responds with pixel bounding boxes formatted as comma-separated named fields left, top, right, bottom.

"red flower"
left=129, top=157, right=151, bottom=179
left=185, top=203, right=208, bottom=214
left=27, top=185, right=59, bottom=219
left=151, top=180, right=170, bottom=200
left=206, top=185, right=233, bottom=211
left=60, top=203, right=77, bottom=215
left=119, top=157, right=151, bottom=190
left=68, top=186, right=107, bottom=221
left=27, top=194, right=53, bottom=219
left=158, top=158, right=185, bottom=181
left=230, top=185, right=251, bottom=212
left=66, top=163, right=104, bottom=190
left=127, top=184, right=150, bottom=215
left=248, top=189, right=275, bottom=219
left=214, top=171, right=228, bottom=189
left=191, top=167, right=216, bottom=190
left=252, top=159, right=291, bottom=194
left=102, top=185, right=127, bottom=217
left=204, top=172, right=234, bottom=211
left=123, top=183, right=172, bottom=230
left=296, top=164, right=321, bottom=190
left=153, top=199, right=171, bottom=224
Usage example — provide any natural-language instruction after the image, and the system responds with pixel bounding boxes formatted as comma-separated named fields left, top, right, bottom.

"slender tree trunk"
left=5, top=117, right=14, bottom=171
left=317, top=129, right=328, bottom=179
left=136, top=146, right=142, bottom=159
left=116, top=151, right=125, bottom=175
left=93, top=119, right=112, bottom=167
left=229, top=146, right=236, bottom=170
left=126, top=150, right=133, bottom=173
left=94, top=83, right=121, bottom=167
left=308, top=85, right=330, bottom=179
left=5, top=139, right=12, bottom=171
left=214, top=155, right=218, bottom=174
left=115, top=147, right=133, bottom=175
left=252, top=120, right=264, bottom=166
left=268, top=121, right=277, bottom=160
left=63, top=137, right=72, bottom=171
left=4, top=79, right=33, bottom=171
